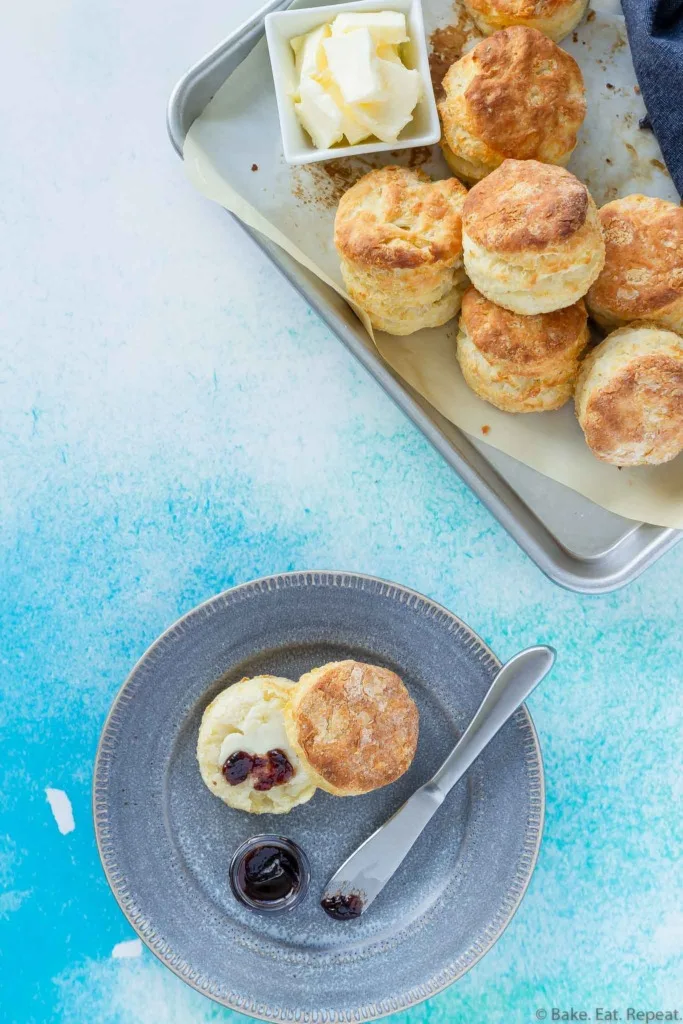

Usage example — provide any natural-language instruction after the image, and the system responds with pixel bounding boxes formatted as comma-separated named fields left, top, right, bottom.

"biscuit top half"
left=287, top=660, right=419, bottom=795
left=334, top=166, right=467, bottom=271
left=463, top=159, right=591, bottom=253
left=440, top=27, right=585, bottom=162
left=588, top=195, right=683, bottom=319
left=461, top=287, right=588, bottom=372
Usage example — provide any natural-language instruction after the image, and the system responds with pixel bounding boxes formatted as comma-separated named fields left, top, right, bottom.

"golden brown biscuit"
left=462, top=159, right=605, bottom=314
left=335, top=166, right=465, bottom=271
left=438, top=28, right=586, bottom=184
left=457, top=337, right=576, bottom=411
left=284, top=660, right=419, bottom=796
left=335, top=166, right=468, bottom=335
left=586, top=195, right=683, bottom=334
left=340, top=260, right=469, bottom=335
left=457, top=287, right=588, bottom=411
left=575, top=324, right=683, bottom=466
left=460, top=287, right=589, bottom=374
left=463, top=0, right=589, bottom=42
left=342, top=274, right=465, bottom=335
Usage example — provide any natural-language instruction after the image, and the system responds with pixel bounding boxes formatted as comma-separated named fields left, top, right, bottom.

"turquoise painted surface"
left=1, top=1, right=682, bottom=1021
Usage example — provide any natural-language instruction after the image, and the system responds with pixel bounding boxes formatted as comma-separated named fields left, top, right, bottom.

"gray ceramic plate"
left=94, top=571, right=544, bottom=1022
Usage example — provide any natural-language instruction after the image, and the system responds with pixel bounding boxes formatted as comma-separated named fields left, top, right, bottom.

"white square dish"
left=265, top=0, right=440, bottom=165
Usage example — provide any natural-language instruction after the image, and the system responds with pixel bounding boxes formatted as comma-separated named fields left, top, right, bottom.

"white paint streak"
left=55, top=954, right=218, bottom=1023
left=45, top=787, right=75, bottom=834
left=0, top=889, right=31, bottom=918
left=112, top=939, right=143, bottom=959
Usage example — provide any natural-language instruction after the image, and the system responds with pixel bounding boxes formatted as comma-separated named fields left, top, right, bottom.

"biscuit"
left=284, top=660, right=419, bottom=796
left=335, top=166, right=468, bottom=335
left=458, top=334, right=575, bottom=411
left=575, top=325, right=683, bottom=466
left=438, top=28, right=586, bottom=184
left=340, top=260, right=468, bottom=335
left=457, top=287, right=588, bottom=411
left=197, top=676, right=317, bottom=814
left=462, top=159, right=605, bottom=314
left=586, top=195, right=683, bottom=334
left=460, top=286, right=589, bottom=374
left=463, top=0, right=589, bottom=42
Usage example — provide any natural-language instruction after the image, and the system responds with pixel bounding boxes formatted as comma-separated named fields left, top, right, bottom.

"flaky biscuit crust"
left=464, top=0, right=588, bottom=42
left=439, top=28, right=585, bottom=178
left=461, top=161, right=604, bottom=314
left=463, top=159, right=589, bottom=253
left=575, top=325, right=683, bottom=466
left=335, top=166, right=467, bottom=334
left=285, top=660, right=419, bottom=796
left=468, top=0, right=580, bottom=14
left=457, top=331, right=576, bottom=411
left=334, top=166, right=467, bottom=271
left=587, top=195, right=683, bottom=333
left=456, top=299, right=583, bottom=414
left=460, top=287, right=588, bottom=375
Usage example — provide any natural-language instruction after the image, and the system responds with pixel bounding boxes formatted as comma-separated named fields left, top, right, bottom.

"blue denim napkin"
left=620, top=0, right=683, bottom=196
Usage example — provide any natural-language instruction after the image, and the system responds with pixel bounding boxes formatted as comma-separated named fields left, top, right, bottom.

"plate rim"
left=93, top=569, right=545, bottom=1022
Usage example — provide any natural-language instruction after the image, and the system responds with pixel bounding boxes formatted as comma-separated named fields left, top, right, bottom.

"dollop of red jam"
left=320, top=892, right=364, bottom=920
left=222, top=749, right=295, bottom=791
left=222, top=751, right=254, bottom=785
left=238, top=845, right=301, bottom=902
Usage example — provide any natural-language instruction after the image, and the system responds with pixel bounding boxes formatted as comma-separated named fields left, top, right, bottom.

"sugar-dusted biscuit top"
left=285, top=660, right=419, bottom=796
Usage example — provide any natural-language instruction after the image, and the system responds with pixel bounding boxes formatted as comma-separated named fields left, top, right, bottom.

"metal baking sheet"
left=167, top=0, right=681, bottom=593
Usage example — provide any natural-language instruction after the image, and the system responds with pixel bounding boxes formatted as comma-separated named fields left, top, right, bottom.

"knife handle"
left=431, top=646, right=555, bottom=797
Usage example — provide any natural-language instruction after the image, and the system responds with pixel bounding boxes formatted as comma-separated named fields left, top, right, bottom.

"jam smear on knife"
left=320, top=892, right=364, bottom=920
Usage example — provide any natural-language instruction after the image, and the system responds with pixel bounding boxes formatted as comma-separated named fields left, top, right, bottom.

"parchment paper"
left=184, top=1, right=683, bottom=528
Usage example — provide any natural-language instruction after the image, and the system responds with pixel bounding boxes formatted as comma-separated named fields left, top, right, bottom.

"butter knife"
left=321, top=645, right=555, bottom=919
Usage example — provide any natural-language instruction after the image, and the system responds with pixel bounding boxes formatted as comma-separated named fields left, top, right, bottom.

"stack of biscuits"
left=334, top=166, right=468, bottom=335
left=457, top=157, right=603, bottom=412
left=332, top=1, right=683, bottom=468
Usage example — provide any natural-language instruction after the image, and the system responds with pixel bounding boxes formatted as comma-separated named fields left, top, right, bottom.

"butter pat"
left=218, top=700, right=292, bottom=766
left=289, top=9, right=421, bottom=149
left=291, top=23, right=329, bottom=79
left=331, top=10, right=409, bottom=45
left=322, top=29, right=383, bottom=105
left=321, top=76, right=373, bottom=144
left=295, top=77, right=343, bottom=150
left=361, top=58, right=422, bottom=142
